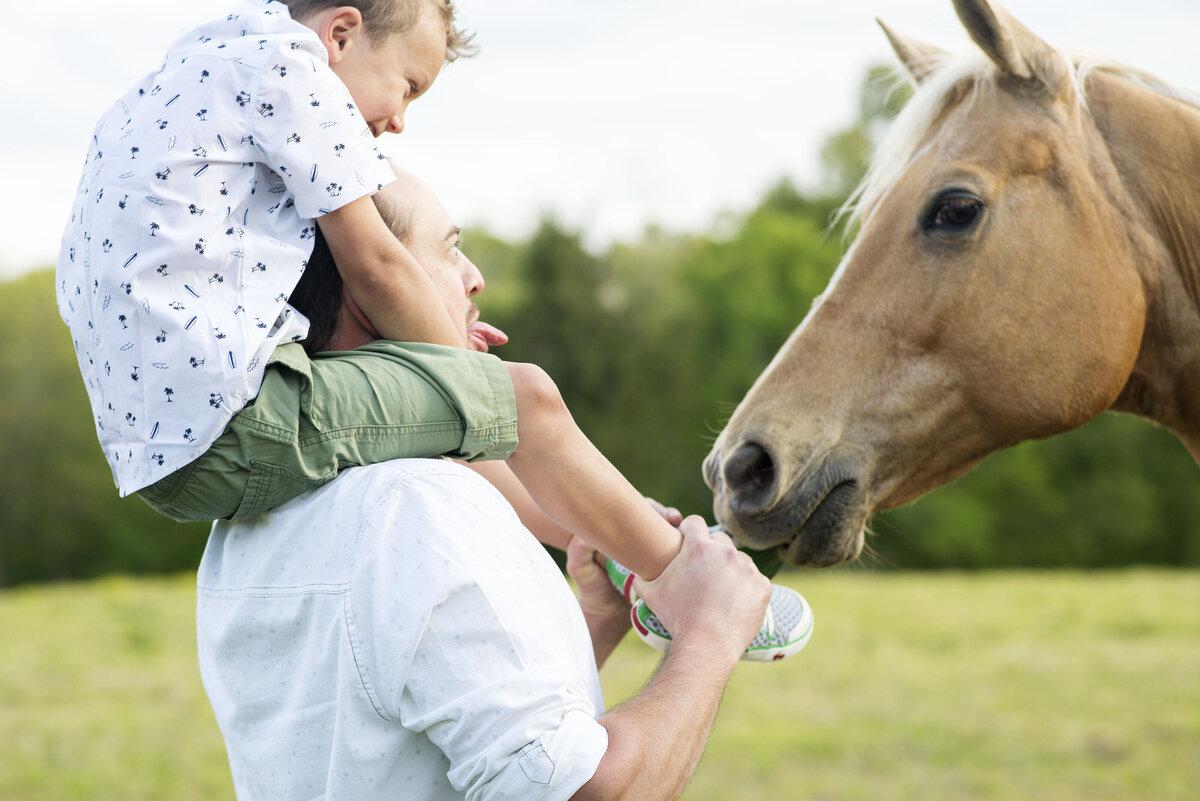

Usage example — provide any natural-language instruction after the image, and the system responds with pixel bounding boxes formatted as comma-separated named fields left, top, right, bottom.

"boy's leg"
left=494, top=369, right=814, bottom=662
left=137, top=341, right=517, bottom=522
left=502, top=362, right=683, bottom=580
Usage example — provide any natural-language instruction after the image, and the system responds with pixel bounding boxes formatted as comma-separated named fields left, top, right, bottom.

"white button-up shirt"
left=56, top=0, right=394, bottom=493
left=197, top=459, right=609, bottom=801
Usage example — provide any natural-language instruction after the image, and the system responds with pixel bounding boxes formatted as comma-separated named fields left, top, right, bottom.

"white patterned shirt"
left=55, top=0, right=395, bottom=494
left=198, top=459, right=609, bottom=801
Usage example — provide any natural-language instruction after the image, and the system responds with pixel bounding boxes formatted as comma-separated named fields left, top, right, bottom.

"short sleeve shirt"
left=55, top=0, right=395, bottom=494
left=197, top=459, right=609, bottom=801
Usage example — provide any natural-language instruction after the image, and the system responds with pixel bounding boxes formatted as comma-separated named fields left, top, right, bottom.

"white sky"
left=4, top=0, right=1198, bottom=280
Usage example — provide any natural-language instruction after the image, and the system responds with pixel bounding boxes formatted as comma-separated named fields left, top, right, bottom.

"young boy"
left=57, top=0, right=808, bottom=659
left=57, top=0, right=480, bottom=516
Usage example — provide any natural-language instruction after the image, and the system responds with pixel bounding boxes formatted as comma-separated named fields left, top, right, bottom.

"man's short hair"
left=289, top=192, right=414, bottom=353
left=279, top=0, right=476, bottom=61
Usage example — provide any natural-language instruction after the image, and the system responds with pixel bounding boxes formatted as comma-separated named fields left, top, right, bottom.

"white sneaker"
left=611, top=559, right=815, bottom=662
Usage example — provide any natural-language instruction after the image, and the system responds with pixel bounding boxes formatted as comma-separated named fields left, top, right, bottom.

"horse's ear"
left=877, top=19, right=947, bottom=85
left=952, top=0, right=1071, bottom=98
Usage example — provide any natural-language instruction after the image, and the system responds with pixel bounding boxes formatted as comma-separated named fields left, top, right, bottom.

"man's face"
left=390, top=177, right=488, bottom=350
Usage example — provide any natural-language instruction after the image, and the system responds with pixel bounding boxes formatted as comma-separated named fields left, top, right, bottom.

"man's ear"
left=315, top=6, right=366, bottom=65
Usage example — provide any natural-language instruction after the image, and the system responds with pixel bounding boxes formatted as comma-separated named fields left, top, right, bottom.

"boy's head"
left=283, top=1, right=475, bottom=136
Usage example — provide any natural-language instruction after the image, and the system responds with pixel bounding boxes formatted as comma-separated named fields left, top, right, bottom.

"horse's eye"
left=924, top=192, right=983, bottom=232
left=934, top=198, right=978, bottom=226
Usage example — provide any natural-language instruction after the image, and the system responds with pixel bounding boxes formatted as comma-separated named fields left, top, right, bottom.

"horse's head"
left=705, top=0, right=1155, bottom=566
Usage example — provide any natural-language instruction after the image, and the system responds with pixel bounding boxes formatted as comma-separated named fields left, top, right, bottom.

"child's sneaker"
left=604, top=556, right=640, bottom=604
left=604, top=526, right=813, bottom=662
left=629, top=583, right=814, bottom=662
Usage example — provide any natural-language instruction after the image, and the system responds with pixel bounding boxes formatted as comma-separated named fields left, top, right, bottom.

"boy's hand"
left=632, top=516, right=770, bottom=663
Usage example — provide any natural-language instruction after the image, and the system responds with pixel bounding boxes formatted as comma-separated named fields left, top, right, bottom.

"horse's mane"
left=843, top=48, right=1200, bottom=227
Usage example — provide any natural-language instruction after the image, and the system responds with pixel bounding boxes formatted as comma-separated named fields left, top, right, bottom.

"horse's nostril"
left=702, top=452, right=720, bottom=489
left=723, top=441, right=777, bottom=513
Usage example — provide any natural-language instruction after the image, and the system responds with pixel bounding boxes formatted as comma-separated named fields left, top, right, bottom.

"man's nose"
left=464, top=258, right=484, bottom=296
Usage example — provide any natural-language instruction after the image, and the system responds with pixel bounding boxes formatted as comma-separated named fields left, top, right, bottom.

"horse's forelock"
left=842, top=52, right=993, bottom=229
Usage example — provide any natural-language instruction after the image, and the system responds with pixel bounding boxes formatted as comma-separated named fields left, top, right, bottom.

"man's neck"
left=324, top=304, right=376, bottom=352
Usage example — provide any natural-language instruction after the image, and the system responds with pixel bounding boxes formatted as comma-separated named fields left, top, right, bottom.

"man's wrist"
left=583, top=606, right=630, bottom=636
left=582, top=604, right=631, bottom=668
left=664, top=626, right=747, bottom=671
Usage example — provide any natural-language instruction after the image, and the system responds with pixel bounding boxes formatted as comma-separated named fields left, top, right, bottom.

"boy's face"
left=329, top=5, right=447, bottom=137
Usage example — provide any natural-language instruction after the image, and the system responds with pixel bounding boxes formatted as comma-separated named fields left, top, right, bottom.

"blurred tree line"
left=3, top=68, right=1197, bottom=586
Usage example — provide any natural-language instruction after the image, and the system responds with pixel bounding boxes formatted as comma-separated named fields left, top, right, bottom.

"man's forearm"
left=581, top=607, right=631, bottom=670
left=571, top=638, right=737, bottom=801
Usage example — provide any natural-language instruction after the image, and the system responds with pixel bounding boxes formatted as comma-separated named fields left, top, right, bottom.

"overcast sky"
left=5, top=0, right=1198, bottom=280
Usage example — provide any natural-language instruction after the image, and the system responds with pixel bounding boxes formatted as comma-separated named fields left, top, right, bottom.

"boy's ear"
left=315, top=6, right=366, bottom=64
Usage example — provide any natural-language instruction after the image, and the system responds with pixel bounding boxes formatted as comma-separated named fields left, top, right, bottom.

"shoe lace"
left=759, top=603, right=781, bottom=645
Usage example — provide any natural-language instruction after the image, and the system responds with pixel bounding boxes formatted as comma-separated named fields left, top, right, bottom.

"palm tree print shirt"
left=56, top=0, right=395, bottom=495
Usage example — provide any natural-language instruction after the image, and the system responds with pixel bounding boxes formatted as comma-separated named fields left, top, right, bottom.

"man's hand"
left=571, top=517, right=771, bottom=801
left=566, top=538, right=629, bottom=621
left=632, top=516, right=770, bottom=663
left=566, top=537, right=630, bottom=668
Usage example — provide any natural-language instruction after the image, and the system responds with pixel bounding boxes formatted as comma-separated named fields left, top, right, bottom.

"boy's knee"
left=505, top=362, right=570, bottom=429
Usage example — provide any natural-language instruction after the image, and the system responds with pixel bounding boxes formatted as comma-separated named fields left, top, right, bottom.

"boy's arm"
left=469, top=460, right=686, bottom=556
left=318, top=195, right=462, bottom=346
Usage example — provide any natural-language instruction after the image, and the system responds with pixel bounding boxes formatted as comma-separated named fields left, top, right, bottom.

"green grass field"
left=2, top=570, right=1198, bottom=800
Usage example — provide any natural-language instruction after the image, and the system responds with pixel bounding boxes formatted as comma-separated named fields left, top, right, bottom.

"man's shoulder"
left=333, top=460, right=546, bottom=584
left=268, top=459, right=510, bottom=535
left=333, top=459, right=494, bottom=501
left=345, top=460, right=515, bottom=534
left=202, top=460, right=506, bottom=595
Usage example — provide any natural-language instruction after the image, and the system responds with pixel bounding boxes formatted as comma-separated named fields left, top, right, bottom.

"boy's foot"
left=605, top=557, right=641, bottom=604
left=607, top=553, right=814, bottom=662
left=629, top=583, right=814, bottom=662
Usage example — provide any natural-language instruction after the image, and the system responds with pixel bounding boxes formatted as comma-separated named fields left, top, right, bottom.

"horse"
left=703, top=0, right=1200, bottom=568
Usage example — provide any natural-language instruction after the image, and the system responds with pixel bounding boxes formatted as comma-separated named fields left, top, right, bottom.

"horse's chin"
left=717, top=480, right=870, bottom=568
left=782, top=522, right=865, bottom=567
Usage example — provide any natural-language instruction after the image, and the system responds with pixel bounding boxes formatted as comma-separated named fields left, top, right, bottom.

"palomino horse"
left=704, top=0, right=1200, bottom=567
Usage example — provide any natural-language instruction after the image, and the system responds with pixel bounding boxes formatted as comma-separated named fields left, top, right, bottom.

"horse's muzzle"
left=706, top=441, right=868, bottom=567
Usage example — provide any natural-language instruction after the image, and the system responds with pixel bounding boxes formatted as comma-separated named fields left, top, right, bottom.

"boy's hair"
left=280, top=0, right=477, bottom=61
left=290, top=192, right=413, bottom=353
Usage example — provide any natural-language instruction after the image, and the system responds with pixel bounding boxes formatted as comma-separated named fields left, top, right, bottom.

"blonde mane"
left=843, top=48, right=1200, bottom=228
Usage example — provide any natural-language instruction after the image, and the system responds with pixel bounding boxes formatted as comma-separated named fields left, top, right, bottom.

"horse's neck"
left=1088, top=71, right=1200, bottom=459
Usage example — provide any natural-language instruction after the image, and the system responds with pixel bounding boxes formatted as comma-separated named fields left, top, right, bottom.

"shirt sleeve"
left=251, top=39, right=395, bottom=219
left=348, top=468, right=609, bottom=801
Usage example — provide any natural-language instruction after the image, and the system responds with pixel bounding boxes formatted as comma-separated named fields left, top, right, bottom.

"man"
left=196, top=168, right=770, bottom=801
